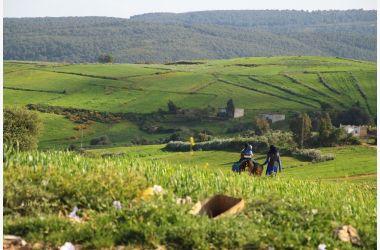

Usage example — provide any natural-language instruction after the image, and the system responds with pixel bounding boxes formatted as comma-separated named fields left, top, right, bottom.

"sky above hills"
left=4, top=0, right=377, bottom=18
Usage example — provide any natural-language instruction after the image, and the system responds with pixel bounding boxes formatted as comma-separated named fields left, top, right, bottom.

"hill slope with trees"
left=4, top=10, right=376, bottom=63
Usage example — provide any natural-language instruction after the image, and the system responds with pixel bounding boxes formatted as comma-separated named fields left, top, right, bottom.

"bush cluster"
left=292, top=149, right=335, bottom=163
left=27, top=104, right=132, bottom=124
left=90, top=136, right=112, bottom=146
left=3, top=107, right=42, bottom=151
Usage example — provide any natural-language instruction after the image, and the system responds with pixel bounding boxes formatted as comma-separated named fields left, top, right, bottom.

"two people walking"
left=238, top=143, right=282, bottom=176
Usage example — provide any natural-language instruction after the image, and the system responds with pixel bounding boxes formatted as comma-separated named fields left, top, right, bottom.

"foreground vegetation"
left=4, top=145, right=376, bottom=249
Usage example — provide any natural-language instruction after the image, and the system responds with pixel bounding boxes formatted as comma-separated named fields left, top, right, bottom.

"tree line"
left=4, top=10, right=376, bottom=63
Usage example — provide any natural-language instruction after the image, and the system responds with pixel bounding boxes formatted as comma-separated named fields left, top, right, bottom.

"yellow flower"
left=139, top=187, right=154, bottom=200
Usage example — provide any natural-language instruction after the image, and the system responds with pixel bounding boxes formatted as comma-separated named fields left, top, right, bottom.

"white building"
left=219, top=108, right=245, bottom=118
left=340, top=124, right=368, bottom=137
left=259, top=113, right=285, bottom=123
left=233, top=108, right=245, bottom=118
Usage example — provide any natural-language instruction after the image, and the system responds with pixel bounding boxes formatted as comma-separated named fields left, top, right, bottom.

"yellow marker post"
left=189, top=137, right=196, bottom=155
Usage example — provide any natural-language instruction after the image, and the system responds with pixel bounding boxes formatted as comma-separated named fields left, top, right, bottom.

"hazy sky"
left=4, top=0, right=377, bottom=18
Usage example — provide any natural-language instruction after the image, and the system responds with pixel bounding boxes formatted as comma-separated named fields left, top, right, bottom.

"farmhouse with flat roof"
left=340, top=124, right=368, bottom=137
left=259, top=113, right=285, bottom=123
left=219, top=108, right=245, bottom=118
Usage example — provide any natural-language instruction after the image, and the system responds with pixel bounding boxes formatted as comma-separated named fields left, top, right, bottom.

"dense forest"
left=4, top=10, right=376, bottom=63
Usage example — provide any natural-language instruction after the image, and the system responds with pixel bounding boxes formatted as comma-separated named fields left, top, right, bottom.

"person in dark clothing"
left=262, top=145, right=282, bottom=176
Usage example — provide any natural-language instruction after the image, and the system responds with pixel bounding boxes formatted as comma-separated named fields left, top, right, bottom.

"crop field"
left=87, top=145, right=377, bottom=185
left=3, top=145, right=376, bottom=249
left=4, top=56, right=376, bottom=148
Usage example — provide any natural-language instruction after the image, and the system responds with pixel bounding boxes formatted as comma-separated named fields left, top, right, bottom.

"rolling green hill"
left=4, top=56, right=376, bottom=149
left=4, top=10, right=377, bottom=63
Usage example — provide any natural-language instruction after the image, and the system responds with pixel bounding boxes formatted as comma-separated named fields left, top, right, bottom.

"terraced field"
left=4, top=56, right=376, bottom=148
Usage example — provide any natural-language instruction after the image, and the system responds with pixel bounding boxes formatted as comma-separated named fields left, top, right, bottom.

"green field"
left=4, top=56, right=376, bottom=149
left=3, top=56, right=377, bottom=249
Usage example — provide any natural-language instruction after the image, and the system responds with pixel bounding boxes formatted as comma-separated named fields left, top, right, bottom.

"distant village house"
left=219, top=108, right=245, bottom=118
left=259, top=113, right=285, bottom=123
left=340, top=124, right=368, bottom=137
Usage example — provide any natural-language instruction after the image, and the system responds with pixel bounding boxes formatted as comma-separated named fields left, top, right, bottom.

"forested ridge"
left=4, top=10, right=376, bottom=63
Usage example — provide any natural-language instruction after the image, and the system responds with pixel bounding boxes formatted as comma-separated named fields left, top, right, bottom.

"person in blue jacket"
left=239, top=143, right=253, bottom=163
left=262, top=145, right=282, bottom=176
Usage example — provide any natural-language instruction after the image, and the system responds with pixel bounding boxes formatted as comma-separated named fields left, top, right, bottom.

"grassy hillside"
left=4, top=146, right=376, bottom=249
left=4, top=56, right=376, bottom=149
left=4, top=10, right=376, bottom=63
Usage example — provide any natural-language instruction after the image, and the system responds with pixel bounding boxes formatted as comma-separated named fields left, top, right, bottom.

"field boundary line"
left=89, top=83, right=218, bottom=97
left=248, top=76, right=323, bottom=107
left=217, top=77, right=318, bottom=108
left=349, top=72, right=373, bottom=115
left=283, top=73, right=347, bottom=108
left=4, top=86, right=66, bottom=94
left=316, top=72, right=342, bottom=95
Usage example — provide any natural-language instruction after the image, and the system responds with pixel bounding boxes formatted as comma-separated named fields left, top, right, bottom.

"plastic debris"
left=318, top=243, right=326, bottom=250
left=176, top=196, right=192, bottom=205
left=190, top=194, right=245, bottom=219
left=113, top=200, right=122, bottom=210
left=335, top=225, right=362, bottom=246
left=68, top=206, right=81, bottom=222
left=60, top=242, right=75, bottom=250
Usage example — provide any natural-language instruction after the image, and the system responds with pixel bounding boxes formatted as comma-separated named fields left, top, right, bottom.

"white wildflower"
left=60, top=242, right=75, bottom=250
left=318, top=243, right=326, bottom=250
left=153, top=185, right=163, bottom=194
left=113, top=201, right=122, bottom=210
left=312, top=209, right=318, bottom=215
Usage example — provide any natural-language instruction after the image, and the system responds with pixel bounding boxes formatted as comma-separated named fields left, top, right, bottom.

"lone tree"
left=254, top=117, right=270, bottom=135
left=226, top=99, right=235, bottom=118
left=319, top=112, right=333, bottom=144
left=4, top=107, right=42, bottom=150
left=290, top=113, right=312, bottom=148
left=167, top=100, right=179, bottom=114
left=98, top=53, right=113, bottom=63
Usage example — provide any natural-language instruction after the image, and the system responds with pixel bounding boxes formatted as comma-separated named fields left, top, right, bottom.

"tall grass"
left=3, top=147, right=376, bottom=249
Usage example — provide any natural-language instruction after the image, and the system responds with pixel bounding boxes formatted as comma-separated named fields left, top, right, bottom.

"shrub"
left=131, top=137, right=149, bottom=145
left=196, top=132, right=212, bottom=142
left=3, top=107, right=42, bottom=150
left=90, top=135, right=111, bottom=146
left=292, top=149, right=335, bottom=163
left=254, top=118, right=270, bottom=135
left=67, top=144, right=79, bottom=151
left=98, top=53, right=113, bottom=63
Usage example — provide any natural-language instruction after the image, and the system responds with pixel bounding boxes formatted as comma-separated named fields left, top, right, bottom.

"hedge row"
left=291, top=149, right=335, bottom=163
left=164, top=131, right=297, bottom=154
